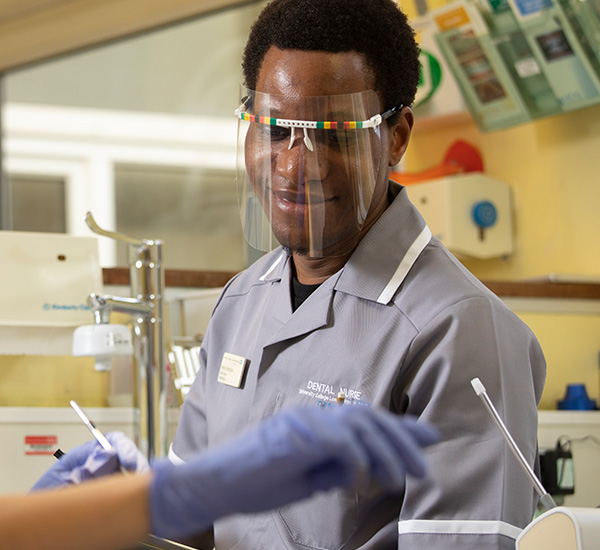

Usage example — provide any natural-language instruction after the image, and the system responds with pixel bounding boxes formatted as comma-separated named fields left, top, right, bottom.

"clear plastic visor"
left=236, top=88, right=391, bottom=258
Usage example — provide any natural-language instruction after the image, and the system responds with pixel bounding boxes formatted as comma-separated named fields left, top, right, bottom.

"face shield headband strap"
left=235, top=101, right=403, bottom=152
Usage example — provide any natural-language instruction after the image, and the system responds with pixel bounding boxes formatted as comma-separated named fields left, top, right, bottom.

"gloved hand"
left=150, top=405, right=438, bottom=540
left=31, top=431, right=149, bottom=491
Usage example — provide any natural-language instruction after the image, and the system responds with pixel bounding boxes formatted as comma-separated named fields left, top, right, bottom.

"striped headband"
left=235, top=104, right=402, bottom=130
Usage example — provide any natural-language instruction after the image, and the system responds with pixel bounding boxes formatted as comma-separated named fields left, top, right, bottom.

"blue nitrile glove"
left=31, top=431, right=149, bottom=491
left=149, top=406, right=438, bottom=540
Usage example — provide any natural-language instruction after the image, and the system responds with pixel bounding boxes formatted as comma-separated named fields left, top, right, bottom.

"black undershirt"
left=288, top=183, right=398, bottom=311
left=291, top=276, right=321, bottom=311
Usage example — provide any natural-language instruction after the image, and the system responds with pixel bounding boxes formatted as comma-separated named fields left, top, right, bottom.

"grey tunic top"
left=170, top=183, right=546, bottom=549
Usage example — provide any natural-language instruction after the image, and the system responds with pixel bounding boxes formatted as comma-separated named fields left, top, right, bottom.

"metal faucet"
left=83, top=212, right=167, bottom=461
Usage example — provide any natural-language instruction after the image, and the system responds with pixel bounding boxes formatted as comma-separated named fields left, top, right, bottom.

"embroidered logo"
left=298, top=379, right=369, bottom=407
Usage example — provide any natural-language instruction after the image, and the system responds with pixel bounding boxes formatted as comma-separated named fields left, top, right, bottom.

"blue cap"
left=557, top=384, right=597, bottom=410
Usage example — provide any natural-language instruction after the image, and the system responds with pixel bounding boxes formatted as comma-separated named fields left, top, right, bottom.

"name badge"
left=217, top=352, right=248, bottom=388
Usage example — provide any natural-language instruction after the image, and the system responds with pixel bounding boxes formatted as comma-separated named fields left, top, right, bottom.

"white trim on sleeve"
left=398, top=519, right=522, bottom=540
left=168, top=444, right=186, bottom=465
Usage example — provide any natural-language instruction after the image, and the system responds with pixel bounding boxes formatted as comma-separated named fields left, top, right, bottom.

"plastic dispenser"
left=404, top=173, right=513, bottom=259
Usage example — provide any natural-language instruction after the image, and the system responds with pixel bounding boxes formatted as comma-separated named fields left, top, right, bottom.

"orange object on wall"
left=391, top=140, right=483, bottom=185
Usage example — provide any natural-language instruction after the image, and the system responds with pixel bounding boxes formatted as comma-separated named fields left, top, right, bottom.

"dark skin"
left=182, top=50, right=415, bottom=548
left=252, top=46, right=414, bottom=284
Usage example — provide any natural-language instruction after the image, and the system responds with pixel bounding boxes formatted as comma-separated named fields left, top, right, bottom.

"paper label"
left=217, top=352, right=247, bottom=388
left=25, top=435, right=58, bottom=456
left=515, top=57, right=542, bottom=77
left=434, top=6, right=472, bottom=31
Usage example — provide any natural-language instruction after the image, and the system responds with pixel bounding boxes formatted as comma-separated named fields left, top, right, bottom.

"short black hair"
left=242, top=0, right=421, bottom=119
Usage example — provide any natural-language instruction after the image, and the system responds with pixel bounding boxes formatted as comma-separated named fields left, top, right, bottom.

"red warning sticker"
left=25, top=435, right=58, bottom=456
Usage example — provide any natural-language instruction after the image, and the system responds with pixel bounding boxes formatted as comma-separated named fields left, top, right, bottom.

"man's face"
left=243, top=47, right=393, bottom=258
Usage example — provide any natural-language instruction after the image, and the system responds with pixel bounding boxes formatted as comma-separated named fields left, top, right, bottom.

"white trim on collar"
left=377, top=225, right=432, bottom=305
left=398, top=519, right=522, bottom=539
left=259, top=252, right=285, bottom=282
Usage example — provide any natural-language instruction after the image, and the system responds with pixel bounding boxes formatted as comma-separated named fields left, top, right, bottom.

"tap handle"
left=85, top=212, right=144, bottom=245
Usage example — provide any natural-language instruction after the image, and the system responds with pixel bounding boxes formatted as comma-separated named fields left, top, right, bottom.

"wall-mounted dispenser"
left=405, top=173, right=513, bottom=259
left=0, top=231, right=102, bottom=355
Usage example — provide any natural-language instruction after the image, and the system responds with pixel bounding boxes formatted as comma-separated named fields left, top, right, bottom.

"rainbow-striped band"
left=237, top=112, right=373, bottom=129
left=235, top=104, right=401, bottom=130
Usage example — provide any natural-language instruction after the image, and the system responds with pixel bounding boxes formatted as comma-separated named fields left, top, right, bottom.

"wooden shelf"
left=103, top=267, right=238, bottom=289
left=482, top=280, right=600, bottom=300
left=103, top=268, right=600, bottom=300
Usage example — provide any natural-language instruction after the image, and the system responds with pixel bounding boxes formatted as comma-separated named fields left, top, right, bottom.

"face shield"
left=235, top=88, right=399, bottom=258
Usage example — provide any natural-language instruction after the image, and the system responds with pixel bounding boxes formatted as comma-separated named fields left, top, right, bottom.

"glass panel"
left=4, top=4, right=262, bottom=117
left=114, top=164, right=245, bottom=271
left=1, top=2, right=266, bottom=269
left=9, top=174, right=66, bottom=233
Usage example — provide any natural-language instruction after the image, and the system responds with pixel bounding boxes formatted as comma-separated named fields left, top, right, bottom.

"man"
left=171, top=0, right=546, bottom=548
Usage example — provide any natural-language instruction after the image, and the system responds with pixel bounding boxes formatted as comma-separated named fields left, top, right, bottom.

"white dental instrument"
left=470, top=377, right=556, bottom=511
left=70, top=400, right=127, bottom=473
